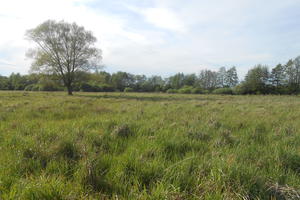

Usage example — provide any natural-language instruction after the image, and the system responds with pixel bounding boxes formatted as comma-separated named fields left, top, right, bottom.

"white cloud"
left=139, top=7, right=186, bottom=33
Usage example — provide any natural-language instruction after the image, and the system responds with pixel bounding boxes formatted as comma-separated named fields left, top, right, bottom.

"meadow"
left=0, top=91, right=300, bottom=199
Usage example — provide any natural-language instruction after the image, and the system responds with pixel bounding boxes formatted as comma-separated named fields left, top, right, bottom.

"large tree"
left=26, top=20, right=102, bottom=95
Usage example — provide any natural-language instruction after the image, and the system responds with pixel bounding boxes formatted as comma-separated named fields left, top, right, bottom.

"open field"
left=1, top=92, right=300, bottom=199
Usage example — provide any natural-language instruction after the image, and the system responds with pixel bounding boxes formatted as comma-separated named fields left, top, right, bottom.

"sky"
left=0, top=0, right=300, bottom=77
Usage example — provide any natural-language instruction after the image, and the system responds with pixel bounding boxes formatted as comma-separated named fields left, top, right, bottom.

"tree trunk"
left=67, top=85, right=73, bottom=95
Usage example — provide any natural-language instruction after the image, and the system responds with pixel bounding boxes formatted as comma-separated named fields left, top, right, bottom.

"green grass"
left=1, top=91, right=300, bottom=199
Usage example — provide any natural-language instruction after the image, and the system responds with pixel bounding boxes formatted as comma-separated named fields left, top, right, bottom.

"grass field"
left=1, top=91, right=300, bottom=199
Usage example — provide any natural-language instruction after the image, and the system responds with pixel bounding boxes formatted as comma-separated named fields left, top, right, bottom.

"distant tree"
left=285, top=59, right=295, bottom=86
left=147, top=75, right=165, bottom=92
left=111, top=72, right=135, bottom=91
left=26, top=20, right=102, bottom=95
left=168, top=73, right=185, bottom=89
left=25, top=73, right=42, bottom=85
left=225, top=67, right=239, bottom=87
left=0, top=76, right=9, bottom=90
left=133, top=75, right=147, bottom=91
left=87, top=71, right=111, bottom=86
left=183, top=74, right=197, bottom=86
left=8, top=73, right=28, bottom=90
left=243, top=65, right=269, bottom=94
left=270, top=64, right=285, bottom=87
left=217, top=67, right=227, bottom=87
left=197, top=69, right=218, bottom=90
left=294, top=56, right=300, bottom=85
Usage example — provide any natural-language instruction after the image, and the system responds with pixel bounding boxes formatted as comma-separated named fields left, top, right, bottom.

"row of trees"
left=238, top=56, right=300, bottom=94
left=2, top=55, right=300, bottom=95
left=0, top=67, right=238, bottom=94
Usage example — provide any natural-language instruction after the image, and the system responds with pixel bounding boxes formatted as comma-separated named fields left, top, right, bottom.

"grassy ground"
left=1, top=91, right=300, bottom=199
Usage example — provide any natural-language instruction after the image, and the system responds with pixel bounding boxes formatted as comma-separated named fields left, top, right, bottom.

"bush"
left=24, top=84, right=35, bottom=91
left=80, top=83, right=96, bottom=92
left=124, top=87, right=134, bottom=92
left=32, top=85, right=40, bottom=91
left=99, top=84, right=114, bottom=92
left=39, top=83, right=62, bottom=91
left=80, top=83, right=115, bottom=92
left=24, top=84, right=46, bottom=91
left=191, top=88, right=205, bottom=94
left=39, top=85, right=60, bottom=91
left=178, top=86, right=193, bottom=94
left=212, top=88, right=233, bottom=95
left=166, top=89, right=178, bottom=94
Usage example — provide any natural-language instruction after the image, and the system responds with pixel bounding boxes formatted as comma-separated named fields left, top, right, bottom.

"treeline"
left=1, top=56, right=300, bottom=95
left=0, top=67, right=238, bottom=94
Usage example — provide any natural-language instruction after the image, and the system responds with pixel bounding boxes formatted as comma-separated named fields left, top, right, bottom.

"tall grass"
left=0, top=91, right=300, bottom=199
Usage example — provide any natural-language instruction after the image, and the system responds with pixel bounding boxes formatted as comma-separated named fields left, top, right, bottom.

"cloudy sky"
left=0, top=0, right=300, bottom=77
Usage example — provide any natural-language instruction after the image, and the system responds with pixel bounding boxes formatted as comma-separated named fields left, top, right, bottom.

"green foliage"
left=243, top=65, right=270, bottom=94
left=166, top=88, right=178, bottom=93
left=212, top=87, right=233, bottom=95
left=233, top=84, right=247, bottom=95
left=191, top=87, right=204, bottom=94
left=80, top=82, right=114, bottom=92
left=124, top=87, right=134, bottom=92
left=0, top=76, right=9, bottom=90
left=24, top=84, right=36, bottom=91
left=39, top=83, right=63, bottom=92
left=178, top=86, right=193, bottom=94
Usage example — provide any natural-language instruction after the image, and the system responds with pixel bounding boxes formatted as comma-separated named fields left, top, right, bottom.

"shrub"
left=80, top=83, right=95, bottom=92
left=24, top=84, right=35, bottom=91
left=178, top=86, right=193, bottom=94
left=80, top=83, right=115, bottom=92
left=191, top=87, right=204, bottom=94
left=99, top=84, right=114, bottom=92
left=32, top=85, right=40, bottom=91
left=24, top=84, right=41, bottom=91
left=233, top=84, right=247, bottom=95
left=124, top=87, right=134, bottom=92
left=38, top=82, right=62, bottom=91
left=166, top=89, right=178, bottom=94
left=212, top=88, right=233, bottom=95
